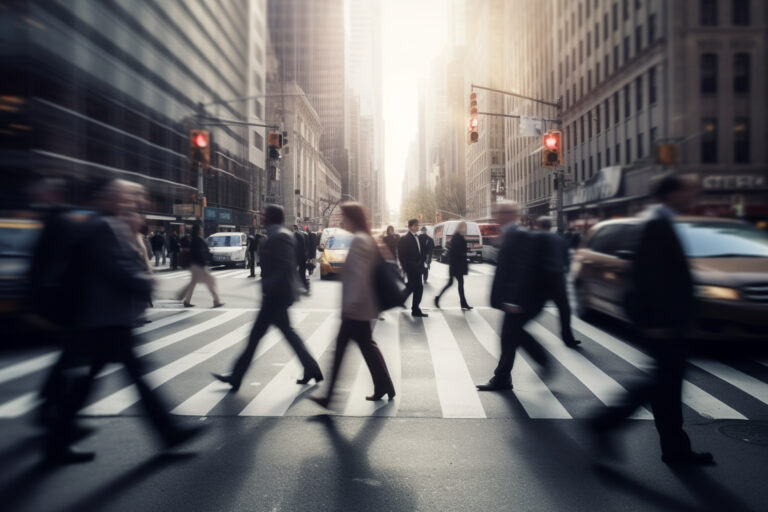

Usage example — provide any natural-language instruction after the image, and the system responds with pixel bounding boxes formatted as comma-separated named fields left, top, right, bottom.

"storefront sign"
left=172, top=204, right=195, bottom=216
left=701, top=174, right=767, bottom=191
left=204, top=207, right=233, bottom=222
left=564, top=166, right=623, bottom=207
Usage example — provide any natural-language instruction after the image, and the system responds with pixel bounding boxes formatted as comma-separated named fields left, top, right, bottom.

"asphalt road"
left=1, top=261, right=766, bottom=512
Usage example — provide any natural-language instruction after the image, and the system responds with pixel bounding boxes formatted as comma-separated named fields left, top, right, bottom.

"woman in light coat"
left=310, top=202, right=395, bottom=408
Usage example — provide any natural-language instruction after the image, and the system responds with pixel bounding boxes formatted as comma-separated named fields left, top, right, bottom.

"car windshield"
left=0, top=225, right=42, bottom=256
left=675, top=222, right=768, bottom=258
left=208, top=235, right=240, bottom=247
left=327, top=236, right=352, bottom=250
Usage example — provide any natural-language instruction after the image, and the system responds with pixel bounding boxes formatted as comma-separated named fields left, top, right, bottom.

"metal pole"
left=556, top=170, right=564, bottom=234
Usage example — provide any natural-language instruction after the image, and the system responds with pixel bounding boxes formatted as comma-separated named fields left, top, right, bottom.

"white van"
left=207, top=232, right=249, bottom=268
left=432, top=221, right=483, bottom=263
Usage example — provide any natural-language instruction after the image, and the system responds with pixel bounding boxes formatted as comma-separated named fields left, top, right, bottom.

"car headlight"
left=694, top=285, right=740, bottom=301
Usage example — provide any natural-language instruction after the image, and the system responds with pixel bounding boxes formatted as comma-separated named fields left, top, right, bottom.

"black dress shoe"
left=297, top=371, right=324, bottom=385
left=366, top=389, right=396, bottom=401
left=164, top=425, right=205, bottom=449
left=45, top=447, right=96, bottom=465
left=564, top=338, right=582, bottom=348
left=476, top=379, right=513, bottom=391
left=461, top=304, right=473, bottom=310
left=434, top=296, right=441, bottom=309
left=662, top=451, right=715, bottom=466
left=212, top=373, right=241, bottom=392
left=412, top=311, right=428, bottom=318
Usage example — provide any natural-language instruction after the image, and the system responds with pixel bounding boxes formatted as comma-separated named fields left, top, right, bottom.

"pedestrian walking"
left=476, top=200, right=550, bottom=392
left=398, top=219, right=427, bottom=317
left=292, top=224, right=310, bottom=294
left=44, top=179, right=202, bottom=464
left=418, top=226, right=434, bottom=283
left=306, top=227, right=318, bottom=276
left=167, top=230, right=180, bottom=270
left=433, top=221, right=472, bottom=310
left=310, top=202, right=395, bottom=409
left=213, top=205, right=323, bottom=391
left=383, top=225, right=399, bottom=262
left=179, top=224, right=223, bottom=308
left=588, top=175, right=714, bottom=466
left=151, top=231, right=165, bottom=266
left=247, top=228, right=259, bottom=278
left=534, top=216, right=581, bottom=347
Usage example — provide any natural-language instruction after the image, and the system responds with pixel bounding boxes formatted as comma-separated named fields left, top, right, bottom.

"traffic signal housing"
left=655, top=143, right=678, bottom=165
left=268, top=131, right=283, bottom=148
left=189, top=130, right=210, bottom=169
left=542, top=130, right=562, bottom=167
left=468, top=92, right=478, bottom=144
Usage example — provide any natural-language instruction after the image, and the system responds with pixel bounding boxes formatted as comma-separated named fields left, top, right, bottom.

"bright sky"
left=382, top=0, right=449, bottom=216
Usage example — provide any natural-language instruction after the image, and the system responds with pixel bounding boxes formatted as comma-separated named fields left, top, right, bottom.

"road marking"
left=157, top=271, right=189, bottom=280
left=81, top=323, right=254, bottom=415
left=422, top=312, right=486, bottom=418
left=568, top=314, right=747, bottom=420
left=213, top=270, right=244, bottom=279
left=0, top=392, right=41, bottom=418
left=464, top=311, right=571, bottom=419
left=134, top=311, right=245, bottom=357
left=172, top=313, right=309, bottom=416
left=134, top=310, right=203, bottom=335
left=690, top=359, right=768, bottom=407
left=239, top=314, right=339, bottom=416
left=343, top=312, right=402, bottom=417
left=528, top=321, right=653, bottom=419
left=0, top=352, right=60, bottom=385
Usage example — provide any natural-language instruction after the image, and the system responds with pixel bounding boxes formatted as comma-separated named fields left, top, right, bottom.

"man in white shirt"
left=398, top=218, right=427, bottom=317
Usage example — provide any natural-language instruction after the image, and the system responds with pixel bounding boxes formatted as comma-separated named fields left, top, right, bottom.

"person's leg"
left=492, top=314, right=519, bottom=383
left=274, top=308, right=320, bottom=375
left=249, top=251, right=256, bottom=276
left=154, top=250, right=160, bottom=266
left=552, top=276, right=576, bottom=343
left=324, top=320, right=353, bottom=398
left=517, top=316, right=549, bottom=368
left=651, top=346, right=692, bottom=457
left=183, top=265, right=201, bottom=303
left=400, top=275, right=414, bottom=304
left=200, top=266, right=222, bottom=304
left=457, top=274, right=469, bottom=307
left=353, top=320, right=395, bottom=395
left=437, top=275, right=454, bottom=299
left=229, top=308, right=273, bottom=385
left=412, top=272, right=424, bottom=311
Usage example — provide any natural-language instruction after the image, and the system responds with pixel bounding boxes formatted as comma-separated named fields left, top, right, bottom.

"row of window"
left=700, top=0, right=751, bottom=26
left=700, top=53, right=751, bottom=94
left=561, top=0, right=643, bottom=43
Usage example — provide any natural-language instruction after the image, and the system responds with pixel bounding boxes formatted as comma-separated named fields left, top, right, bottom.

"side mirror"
left=614, top=249, right=634, bottom=260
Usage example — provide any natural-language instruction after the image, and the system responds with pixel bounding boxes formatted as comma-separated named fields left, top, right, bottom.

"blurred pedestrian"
left=310, top=202, right=395, bottom=409
left=292, top=224, right=310, bottom=294
left=179, top=224, right=223, bottom=308
left=383, top=225, right=399, bottom=261
left=535, top=216, right=581, bottom=347
left=589, top=175, right=714, bottom=466
left=418, top=226, right=434, bottom=283
left=306, top=227, right=318, bottom=276
left=213, top=205, right=322, bottom=391
left=247, top=228, right=259, bottom=278
left=398, top=219, right=427, bottom=317
left=167, top=230, right=181, bottom=270
left=477, top=201, right=550, bottom=392
left=139, top=224, right=153, bottom=263
left=151, top=230, right=165, bottom=266
left=434, top=221, right=471, bottom=310
left=45, top=179, right=202, bottom=464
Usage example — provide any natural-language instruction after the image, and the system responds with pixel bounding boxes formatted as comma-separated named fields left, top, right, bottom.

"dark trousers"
left=402, top=270, right=424, bottom=312
left=592, top=338, right=691, bottom=457
left=230, top=302, right=320, bottom=384
left=169, top=251, right=178, bottom=270
left=297, top=262, right=309, bottom=290
left=550, top=274, right=576, bottom=343
left=493, top=313, right=549, bottom=382
left=437, top=273, right=468, bottom=307
left=248, top=250, right=256, bottom=276
left=47, top=326, right=178, bottom=452
left=326, top=319, right=394, bottom=397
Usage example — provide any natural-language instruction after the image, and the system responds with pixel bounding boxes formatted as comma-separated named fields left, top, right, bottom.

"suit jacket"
left=418, top=233, right=434, bottom=263
left=260, top=225, right=298, bottom=308
left=629, top=206, right=694, bottom=330
left=189, top=235, right=209, bottom=266
left=341, top=233, right=379, bottom=321
left=490, top=225, right=546, bottom=316
left=398, top=231, right=423, bottom=275
left=447, top=233, right=468, bottom=276
left=538, top=231, right=568, bottom=274
left=78, top=215, right=153, bottom=329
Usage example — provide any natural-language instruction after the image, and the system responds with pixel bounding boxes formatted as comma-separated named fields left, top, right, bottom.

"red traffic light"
left=193, top=132, right=209, bottom=148
left=545, top=135, right=558, bottom=149
left=470, top=118, right=479, bottom=129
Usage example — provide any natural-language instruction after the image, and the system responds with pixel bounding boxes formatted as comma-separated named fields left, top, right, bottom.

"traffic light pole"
left=556, top=170, right=564, bottom=234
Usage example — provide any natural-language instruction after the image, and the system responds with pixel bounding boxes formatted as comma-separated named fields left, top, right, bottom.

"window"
left=604, top=54, right=610, bottom=77
left=582, top=159, right=586, bottom=180
left=253, top=100, right=262, bottom=118
left=625, top=139, right=631, bottom=164
left=579, top=2, right=583, bottom=26
left=604, top=13, right=609, bottom=39
left=604, top=99, right=610, bottom=127
left=581, top=116, right=585, bottom=143
left=588, top=69, right=592, bottom=90
left=566, top=89, right=571, bottom=107
left=613, top=45, right=619, bottom=70
left=623, top=0, right=629, bottom=21
left=606, top=147, right=612, bottom=165
left=635, top=25, right=642, bottom=53
left=254, top=131, right=263, bottom=150
left=637, top=132, right=644, bottom=158
left=648, top=13, right=657, bottom=42
left=636, top=75, right=643, bottom=111
left=649, top=66, right=657, bottom=103
left=700, top=0, right=717, bottom=25
left=586, top=0, right=591, bottom=17
left=700, top=53, right=718, bottom=94
left=650, top=126, right=658, bottom=146
left=597, top=62, right=601, bottom=83
left=623, top=36, right=630, bottom=63
left=596, top=105, right=601, bottom=132
left=588, top=113, right=593, bottom=138
left=559, top=61, right=563, bottom=83
left=587, top=32, right=592, bottom=57
left=615, top=143, right=621, bottom=164
left=595, top=23, right=600, bottom=48
left=589, top=156, right=594, bottom=176
left=612, top=2, right=618, bottom=31
left=598, top=152, right=602, bottom=169
left=566, top=55, right=570, bottom=77
left=624, top=84, right=631, bottom=118
left=701, top=118, right=718, bottom=163
left=733, top=53, right=750, bottom=93
left=613, top=92, right=620, bottom=124
left=733, top=118, right=750, bottom=163
left=580, top=77, right=584, bottom=97
left=732, top=0, right=749, bottom=25
left=580, top=40, right=584, bottom=64
left=635, top=0, right=642, bottom=9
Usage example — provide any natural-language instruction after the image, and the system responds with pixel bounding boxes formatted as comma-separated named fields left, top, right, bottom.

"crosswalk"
left=0, top=307, right=766, bottom=422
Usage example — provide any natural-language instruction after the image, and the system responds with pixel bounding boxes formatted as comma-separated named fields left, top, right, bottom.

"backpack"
left=374, top=257, right=406, bottom=312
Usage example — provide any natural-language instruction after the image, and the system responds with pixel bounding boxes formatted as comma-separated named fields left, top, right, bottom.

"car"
left=0, top=217, right=43, bottom=315
left=572, top=216, right=768, bottom=340
left=479, top=222, right=502, bottom=263
left=206, top=232, right=250, bottom=268
left=433, top=221, right=483, bottom=263
left=318, top=229, right=353, bottom=280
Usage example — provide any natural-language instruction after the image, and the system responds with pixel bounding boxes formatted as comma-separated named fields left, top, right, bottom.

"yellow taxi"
left=318, top=229, right=353, bottom=280
left=0, top=217, right=43, bottom=314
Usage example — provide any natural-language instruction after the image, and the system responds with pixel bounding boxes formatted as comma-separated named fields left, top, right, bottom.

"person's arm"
left=90, top=220, right=153, bottom=298
left=262, top=233, right=296, bottom=297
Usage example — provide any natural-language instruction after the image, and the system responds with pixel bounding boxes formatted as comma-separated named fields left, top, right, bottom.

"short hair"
left=263, top=204, right=284, bottom=226
left=340, top=202, right=371, bottom=234
left=653, top=174, right=689, bottom=201
left=420, top=226, right=427, bottom=232
left=536, top=216, right=553, bottom=231
left=408, top=218, right=419, bottom=228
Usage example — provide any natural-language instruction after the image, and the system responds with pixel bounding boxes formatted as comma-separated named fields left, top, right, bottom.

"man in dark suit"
left=214, top=205, right=323, bottom=390
left=418, top=226, right=434, bottom=283
left=535, top=216, right=581, bottom=348
left=398, top=218, right=427, bottom=317
left=46, top=179, right=202, bottom=464
left=477, top=201, right=549, bottom=391
left=589, top=175, right=713, bottom=466
left=247, top=228, right=259, bottom=278
left=292, top=224, right=310, bottom=294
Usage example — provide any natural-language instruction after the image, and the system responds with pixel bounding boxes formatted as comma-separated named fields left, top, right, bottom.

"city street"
left=1, top=263, right=766, bottom=512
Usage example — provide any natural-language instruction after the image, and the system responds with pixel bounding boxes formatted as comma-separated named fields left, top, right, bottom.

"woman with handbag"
left=310, top=202, right=395, bottom=409
left=434, top=221, right=472, bottom=310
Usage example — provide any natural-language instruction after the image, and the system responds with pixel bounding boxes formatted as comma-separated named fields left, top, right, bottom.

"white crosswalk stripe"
left=1, top=308, right=767, bottom=422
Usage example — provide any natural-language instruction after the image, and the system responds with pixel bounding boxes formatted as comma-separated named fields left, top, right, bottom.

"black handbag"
left=374, top=257, right=406, bottom=312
